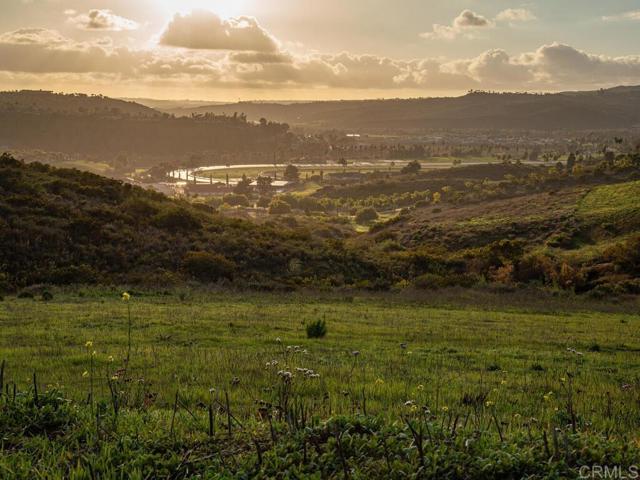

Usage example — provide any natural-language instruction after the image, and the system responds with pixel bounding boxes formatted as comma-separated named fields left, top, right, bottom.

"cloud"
left=602, top=10, right=640, bottom=22
left=159, top=10, right=278, bottom=52
left=496, top=8, right=536, bottom=23
left=67, top=9, right=139, bottom=31
left=421, top=10, right=491, bottom=40
left=1, top=28, right=640, bottom=94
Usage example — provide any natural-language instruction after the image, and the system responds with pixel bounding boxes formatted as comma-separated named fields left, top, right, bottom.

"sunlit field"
left=3, top=290, right=640, bottom=477
left=2, top=291, right=639, bottom=432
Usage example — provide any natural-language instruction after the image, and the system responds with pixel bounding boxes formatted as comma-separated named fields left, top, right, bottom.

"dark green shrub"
left=222, top=194, right=250, bottom=207
left=182, top=251, right=235, bottom=282
left=306, top=319, right=327, bottom=339
left=268, top=200, right=292, bottom=215
left=152, top=207, right=201, bottom=231
left=355, top=207, right=378, bottom=225
left=588, top=342, right=601, bottom=352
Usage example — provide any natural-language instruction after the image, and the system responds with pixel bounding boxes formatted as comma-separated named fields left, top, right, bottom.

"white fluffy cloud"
left=421, top=10, right=491, bottom=40
left=67, top=9, right=140, bottom=31
left=496, top=9, right=537, bottom=23
left=1, top=27, right=640, bottom=94
left=602, top=10, right=640, bottom=22
left=160, top=10, right=278, bottom=52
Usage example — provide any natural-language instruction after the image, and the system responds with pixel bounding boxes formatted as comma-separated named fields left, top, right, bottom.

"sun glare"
left=161, top=0, right=248, bottom=18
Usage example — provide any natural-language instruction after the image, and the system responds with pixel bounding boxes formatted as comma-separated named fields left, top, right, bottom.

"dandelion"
left=375, top=378, right=385, bottom=386
left=416, top=384, right=424, bottom=391
left=121, top=292, right=131, bottom=301
left=82, top=371, right=89, bottom=378
left=441, top=406, right=449, bottom=413
left=85, top=341, right=93, bottom=348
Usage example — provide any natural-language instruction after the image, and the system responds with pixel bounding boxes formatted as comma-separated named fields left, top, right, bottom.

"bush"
left=306, top=319, right=327, bottom=338
left=152, top=207, right=201, bottom=231
left=355, top=207, right=378, bottom=225
left=182, top=251, right=235, bottom=282
left=268, top=200, right=292, bottom=215
left=222, top=194, right=250, bottom=207
left=401, top=160, right=422, bottom=174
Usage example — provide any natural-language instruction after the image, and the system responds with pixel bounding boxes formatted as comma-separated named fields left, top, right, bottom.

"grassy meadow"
left=2, top=291, right=640, bottom=477
left=2, top=290, right=639, bottom=431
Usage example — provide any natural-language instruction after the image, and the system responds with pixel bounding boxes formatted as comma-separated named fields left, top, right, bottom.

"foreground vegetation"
left=1, top=291, right=639, bottom=477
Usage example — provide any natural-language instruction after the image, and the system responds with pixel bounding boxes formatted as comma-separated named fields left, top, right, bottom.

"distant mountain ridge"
left=160, top=86, right=640, bottom=132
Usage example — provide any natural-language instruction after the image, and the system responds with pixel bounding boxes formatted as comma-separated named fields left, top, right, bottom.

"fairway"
left=2, top=291, right=639, bottom=434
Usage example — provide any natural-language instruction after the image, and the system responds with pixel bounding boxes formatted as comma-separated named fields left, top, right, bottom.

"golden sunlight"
left=160, top=0, right=249, bottom=18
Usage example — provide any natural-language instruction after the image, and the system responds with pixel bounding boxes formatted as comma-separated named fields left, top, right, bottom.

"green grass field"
left=2, top=291, right=639, bottom=434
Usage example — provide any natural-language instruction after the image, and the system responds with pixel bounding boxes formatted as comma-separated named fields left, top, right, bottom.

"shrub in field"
left=306, top=319, right=327, bottom=338
left=355, top=207, right=378, bottom=224
left=182, top=251, right=235, bottom=282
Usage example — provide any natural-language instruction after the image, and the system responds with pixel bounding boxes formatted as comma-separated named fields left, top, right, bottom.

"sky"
left=1, top=0, right=640, bottom=101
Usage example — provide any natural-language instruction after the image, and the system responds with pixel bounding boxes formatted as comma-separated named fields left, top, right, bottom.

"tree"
left=401, top=160, right=421, bottom=175
left=355, top=207, right=379, bottom=225
left=234, top=174, right=252, bottom=195
left=566, top=153, right=576, bottom=172
left=283, top=164, right=300, bottom=182
left=256, top=176, right=273, bottom=196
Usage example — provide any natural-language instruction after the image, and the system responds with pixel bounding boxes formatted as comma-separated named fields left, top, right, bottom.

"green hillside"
left=0, top=154, right=382, bottom=291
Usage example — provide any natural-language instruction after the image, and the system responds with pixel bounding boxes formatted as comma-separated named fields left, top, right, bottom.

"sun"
left=160, top=0, right=249, bottom=19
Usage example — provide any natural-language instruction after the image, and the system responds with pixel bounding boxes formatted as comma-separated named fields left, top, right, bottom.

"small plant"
left=306, top=320, right=327, bottom=339
left=588, top=342, right=601, bottom=352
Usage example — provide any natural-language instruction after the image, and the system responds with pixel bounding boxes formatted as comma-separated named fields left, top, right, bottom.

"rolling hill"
left=0, top=90, right=156, bottom=117
left=0, top=154, right=381, bottom=290
left=160, top=86, right=640, bottom=132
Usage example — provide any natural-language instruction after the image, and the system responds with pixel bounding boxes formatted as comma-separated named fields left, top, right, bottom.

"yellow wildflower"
left=82, top=371, right=89, bottom=378
left=122, top=292, right=131, bottom=301
left=375, top=378, right=384, bottom=386
left=84, top=341, right=93, bottom=348
left=441, top=406, right=449, bottom=413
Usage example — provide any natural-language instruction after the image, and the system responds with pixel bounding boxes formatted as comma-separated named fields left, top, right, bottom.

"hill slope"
left=0, top=90, right=156, bottom=116
left=0, top=154, right=381, bottom=290
left=165, top=86, right=640, bottom=131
